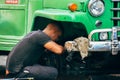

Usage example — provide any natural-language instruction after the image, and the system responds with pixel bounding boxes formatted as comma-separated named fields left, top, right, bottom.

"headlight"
left=88, top=0, right=105, bottom=17
left=99, top=32, right=108, bottom=41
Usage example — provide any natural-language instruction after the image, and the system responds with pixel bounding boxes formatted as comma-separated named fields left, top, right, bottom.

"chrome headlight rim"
left=88, top=0, right=105, bottom=17
left=99, top=32, right=109, bottom=41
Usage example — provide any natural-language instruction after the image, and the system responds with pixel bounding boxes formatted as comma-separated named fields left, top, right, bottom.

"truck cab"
left=0, top=0, right=120, bottom=79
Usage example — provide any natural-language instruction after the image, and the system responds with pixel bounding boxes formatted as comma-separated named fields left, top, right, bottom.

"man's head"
left=43, top=22, right=63, bottom=41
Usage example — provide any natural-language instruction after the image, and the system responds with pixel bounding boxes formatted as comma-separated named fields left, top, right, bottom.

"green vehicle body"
left=0, top=0, right=120, bottom=76
left=0, top=0, right=113, bottom=51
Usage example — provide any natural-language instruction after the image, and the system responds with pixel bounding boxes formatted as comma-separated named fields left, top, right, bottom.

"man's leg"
left=20, top=64, right=58, bottom=80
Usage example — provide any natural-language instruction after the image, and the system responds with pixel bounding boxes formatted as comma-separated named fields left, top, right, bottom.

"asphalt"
left=0, top=55, right=7, bottom=66
left=0, top=55, right=7, bottom=78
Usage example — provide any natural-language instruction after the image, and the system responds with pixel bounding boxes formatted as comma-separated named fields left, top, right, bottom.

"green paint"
left=0, top=0, right=115, bottom=51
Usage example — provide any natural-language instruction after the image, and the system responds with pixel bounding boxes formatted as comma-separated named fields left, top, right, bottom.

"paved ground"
left=0, top=55, right=7, bottom=78
left=0, top=55, right=7, bottom=66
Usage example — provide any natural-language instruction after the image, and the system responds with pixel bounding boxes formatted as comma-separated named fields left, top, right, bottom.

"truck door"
left=0, top=0, right=28, bottom=37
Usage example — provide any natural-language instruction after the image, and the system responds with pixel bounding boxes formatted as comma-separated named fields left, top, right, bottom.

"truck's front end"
left=33, top=0, right=120, bottom=75
left=88, top=0, right=120, bottom=55
left=64, top=0, right=120, bottom=75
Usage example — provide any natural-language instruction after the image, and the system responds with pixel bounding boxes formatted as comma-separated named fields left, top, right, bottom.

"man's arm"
left=44, top=41, right=64, bottom=55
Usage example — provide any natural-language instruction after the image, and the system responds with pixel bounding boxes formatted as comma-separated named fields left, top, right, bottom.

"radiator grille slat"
left=112, top=17, right=120, bottom=20
left=111, top=0, right=120, bottom=26
left=111, top=8, right=120, bottom=11
left=112, top=0, right=120, bottom=2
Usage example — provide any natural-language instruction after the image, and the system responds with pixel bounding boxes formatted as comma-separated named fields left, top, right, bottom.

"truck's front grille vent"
left=112, top=0, right=120, bottom=2
left=112, top=17, right=120, bottom=20
left=111, top=0, right=120, bottom=26
left=111, top=8, right=120, bottom=11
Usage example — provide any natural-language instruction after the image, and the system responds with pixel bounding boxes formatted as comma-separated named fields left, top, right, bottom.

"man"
left=6, top=22, right=64, bottom=80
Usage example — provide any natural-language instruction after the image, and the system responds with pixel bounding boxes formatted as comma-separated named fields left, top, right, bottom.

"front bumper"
left=65, top=27, right=120, bottom=55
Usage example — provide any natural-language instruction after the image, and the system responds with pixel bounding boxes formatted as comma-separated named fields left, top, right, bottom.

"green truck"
left=0, top=0, right=120, bottom=78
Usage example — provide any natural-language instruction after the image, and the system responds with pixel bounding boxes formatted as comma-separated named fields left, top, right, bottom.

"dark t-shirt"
left=6, top=30, right=51, bottom=73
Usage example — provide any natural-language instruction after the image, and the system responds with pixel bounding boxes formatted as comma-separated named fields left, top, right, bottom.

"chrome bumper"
left=65, top=27, right=120, bottom=55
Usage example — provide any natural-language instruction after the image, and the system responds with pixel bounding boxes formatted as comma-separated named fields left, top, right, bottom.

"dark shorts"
left=7, top=64, right=58, bottom=80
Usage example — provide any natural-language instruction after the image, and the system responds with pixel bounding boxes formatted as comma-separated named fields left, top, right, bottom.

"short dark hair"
left=51, top=21, right=64, bottom=34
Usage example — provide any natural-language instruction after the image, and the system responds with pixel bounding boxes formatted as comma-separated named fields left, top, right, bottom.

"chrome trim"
left=88, top=28, right=112, bottom=41
left=65, top=27, right=120, bottom=55
left=89, top=41, right=111, bottom=51
left=88, top=0, right=105, bottom=17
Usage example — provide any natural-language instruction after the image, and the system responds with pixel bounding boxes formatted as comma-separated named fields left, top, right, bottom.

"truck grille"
left=111, top=0, right=120, bottom=26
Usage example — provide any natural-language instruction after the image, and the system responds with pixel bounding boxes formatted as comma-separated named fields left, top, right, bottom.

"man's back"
left=6, top=30, right=51, bottom=73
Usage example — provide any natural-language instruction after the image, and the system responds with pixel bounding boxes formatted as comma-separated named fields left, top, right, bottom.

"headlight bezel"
left=88, top=0, right=105, bottom=17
